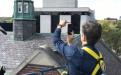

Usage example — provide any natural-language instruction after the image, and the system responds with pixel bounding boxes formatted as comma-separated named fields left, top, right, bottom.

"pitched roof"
left=0, top=33, right=121, bottom=75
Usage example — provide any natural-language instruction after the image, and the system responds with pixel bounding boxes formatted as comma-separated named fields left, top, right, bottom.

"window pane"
left=18, top=2, right=22, bottom=13
left=24, top=2, right=28, bottom=13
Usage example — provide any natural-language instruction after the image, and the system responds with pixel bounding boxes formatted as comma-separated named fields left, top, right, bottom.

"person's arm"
left=53, top=20, right=77, bottom=60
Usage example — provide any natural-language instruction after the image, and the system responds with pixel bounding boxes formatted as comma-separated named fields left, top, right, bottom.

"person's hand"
left=67, top=32, right=74, bottom=46
left=59, top=20, right=67, bottom=27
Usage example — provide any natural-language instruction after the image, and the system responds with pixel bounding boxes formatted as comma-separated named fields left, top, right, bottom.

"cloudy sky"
left=0, top=0, right=121, bottom=20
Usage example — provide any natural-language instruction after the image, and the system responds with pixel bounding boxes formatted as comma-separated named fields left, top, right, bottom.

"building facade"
left=35, top=0, right=95, bottom=34
left=13, top=0, right=95, bottom=40
left=13, top=0, right=36, bottom=41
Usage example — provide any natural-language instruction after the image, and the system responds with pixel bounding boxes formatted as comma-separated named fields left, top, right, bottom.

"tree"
left=98, top=20, right=121, bottom=55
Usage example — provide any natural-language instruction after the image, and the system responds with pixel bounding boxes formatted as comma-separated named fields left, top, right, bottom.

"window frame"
left=23, top=2, right=29, bottom=13
left=18, top=2, right=23, bottom=13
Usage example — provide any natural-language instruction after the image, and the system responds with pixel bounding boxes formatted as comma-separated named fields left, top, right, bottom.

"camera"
left=68, top=23, right=73, bottom=35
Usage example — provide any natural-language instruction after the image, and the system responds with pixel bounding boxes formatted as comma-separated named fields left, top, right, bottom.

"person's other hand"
left=59, top=20, right=67, bottom=27
left=67, top=32, right=74, bottom=46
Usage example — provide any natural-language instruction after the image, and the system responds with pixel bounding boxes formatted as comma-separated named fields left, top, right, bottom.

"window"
left=18, top=2, right=22, bottom=13
left=24, top=2, right=29, bottom=13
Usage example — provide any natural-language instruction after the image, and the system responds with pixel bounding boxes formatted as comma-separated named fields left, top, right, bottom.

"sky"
left=0, top=0, right=121, bottom=20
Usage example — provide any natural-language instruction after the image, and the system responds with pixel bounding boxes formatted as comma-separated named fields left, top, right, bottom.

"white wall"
left=43, top=0, right=77, bottom=8
left=40, top=15, right=51, bottom=33
left=60, top=15, right=71, bottom=33
left=80, top=15, right=90, bottom=34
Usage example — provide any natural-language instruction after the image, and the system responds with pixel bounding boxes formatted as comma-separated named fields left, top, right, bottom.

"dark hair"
left=82, top=21, right=102, bottom=45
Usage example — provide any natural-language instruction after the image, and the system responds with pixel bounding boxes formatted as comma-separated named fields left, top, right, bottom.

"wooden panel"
left=17, top=64, right=60, bottom=75
left=80, top=15, right=90, bottom=34
left=40, top=15, right=51, bottom=33
left=60, top=15, right=71, bottom=33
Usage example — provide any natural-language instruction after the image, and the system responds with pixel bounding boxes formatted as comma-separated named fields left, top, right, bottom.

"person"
left=0, top=65, right=6, bottom=75
left=53, top=20, right=105, bottom=75
left=0, top=26, right=7, bottom=75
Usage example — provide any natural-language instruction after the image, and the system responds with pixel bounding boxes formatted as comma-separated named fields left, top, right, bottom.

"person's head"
left=81, top=21, right=102, bottom=46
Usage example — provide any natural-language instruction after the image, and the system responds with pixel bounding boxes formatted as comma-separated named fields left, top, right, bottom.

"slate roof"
left=0, top=32, right=121, bottom=75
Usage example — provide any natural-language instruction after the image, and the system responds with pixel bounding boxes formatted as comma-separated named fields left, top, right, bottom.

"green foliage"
left=98, top=20, right=121, bottom=55
left=117, top=20, right=121, bottom=28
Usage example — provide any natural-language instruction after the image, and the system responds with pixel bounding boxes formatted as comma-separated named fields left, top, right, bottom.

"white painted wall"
left=40, top=15, right=51, bottom=33
left=43, top=0, right=77, bottom=8
left=60, top=15, right=71, bottom=33
left=80, top=15, right=90, bottom=34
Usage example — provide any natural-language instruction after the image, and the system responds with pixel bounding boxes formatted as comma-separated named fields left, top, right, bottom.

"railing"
left=40, top=66, right=66, bottom=75
left=26, top=66, right=66, bottom=75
